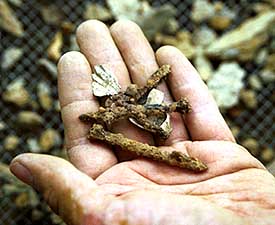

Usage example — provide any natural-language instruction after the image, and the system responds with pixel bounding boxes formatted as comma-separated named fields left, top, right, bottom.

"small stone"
left=30, top=100, right=40, bottom=110
left=155, top=31, right=196, bottom=59
left=32, top=209, right=44, bottom=221
left=38, top=58, right=58, bottom=80
left=17, top=111, right=44, bottom=128
left=27, top=138, right=41, bottom=153
left=1, top=47, right=23, bottom=69
left=252, top=3, right=272, bottom=14
left=4, top=135, right=19, bottom=151
left=39, top=129, right=62, bottom=152
left=37, top=82, right=53, bottom=110
left=227, top=106, right=242, bottom=118
left=240, top=89, right=258, bottom=109
left=47, top=32, right=63, bottom=62
left=191, top=0, right=215, bottom=23
left=207, top=62, right=245, bottom=109
left=107, top=0, right=142, bottom=21
left=248, top=75, right=262, bottom=91
left=0, top=121, right=6, bottom=131
left=265, top=53, right=275, bottom=72
left=2, top=78, right=30, bottom=107
left=60, top=21, right=75, bottom=35
left=206, top=11, right=275, bottom=61
left=208, top=15, right=232, bottom=31
left=15, top=192, right=29, bottom=208
left=261, top=147, right=274, bottom=163
left=107, top=0, right=176, bottom=41
left=0, top=0, right=24, bottom=37
left=54, top=100, right=61, bottom=112
left=138, top=4, right=177, bottom=41
left=51, top=213, right=64, bottom=224
left=166, top=18, right=179, bottom=34
left=7, top=0, right=22, bottom=7
left=255, top=48, right=268, bottom=65
left=84, top=3, right=112, bottom=21
left=208, top=2, right=235, bottom=31
left=242, top=138, right=259, bottom=156
left=40, top=4, right=63, bottom=25
left=231, top=126, right=240, bottom=138
left=193, top=26, right=217, bottom=47
left=259, top=70, right=275, bottom=83
left=194, top=49, right=213, bottom=81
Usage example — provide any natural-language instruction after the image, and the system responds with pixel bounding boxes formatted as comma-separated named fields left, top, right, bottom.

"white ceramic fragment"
left=91, top=65, right=121, bottom=97
left=145, top=88, right=164, bottom=105
left=160, top=114, right=172, bottom=135
left=129, top=88, right=171, bottom=135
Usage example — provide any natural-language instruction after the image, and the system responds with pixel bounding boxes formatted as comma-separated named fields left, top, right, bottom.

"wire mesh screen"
left=0, top=0, right=274, bottom=224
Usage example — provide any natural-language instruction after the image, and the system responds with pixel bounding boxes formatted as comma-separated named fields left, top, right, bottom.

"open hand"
left=10, top=20, right=275, bottom=225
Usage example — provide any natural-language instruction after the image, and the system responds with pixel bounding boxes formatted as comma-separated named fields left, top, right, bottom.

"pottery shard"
left=37, top=82, right=53, bottom=111
left=0, top=0, right=24, bottom=37
left=2, top=78, right=30, bottom=107
left=40, top=4, right=64, bottom=25
left=1, top=47, right=23, bottom=69
left=47, top=31, right=63, bottom=62
left=39, top=128, right=61, bottom=152
left=17, top=111, right=44, bottom=128
left=191, top=0, right=215, bottom=23
left=155, top=31, right=196, bottom=59
left=207, top=62, right=245, bottom=109
left=206, top=11, right=275, bottom=61
left=38, top=58, right=58, bottom=80
left=240, top=89, right=258, bottom=109
left=4, top=135, right=19, bottom=151
left=84, top=3, right=112, bottom=21
left=91, top=65, right=121, bottom=97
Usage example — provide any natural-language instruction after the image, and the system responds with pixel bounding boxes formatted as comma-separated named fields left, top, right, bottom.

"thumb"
left=10, top=153, right=109, bottom=225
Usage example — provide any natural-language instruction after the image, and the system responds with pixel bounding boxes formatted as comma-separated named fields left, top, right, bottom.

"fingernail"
left=10, top=162, right=33, bottom=186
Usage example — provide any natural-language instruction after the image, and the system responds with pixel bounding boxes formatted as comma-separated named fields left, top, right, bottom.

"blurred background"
left=0, top=0, right=274, bottom=224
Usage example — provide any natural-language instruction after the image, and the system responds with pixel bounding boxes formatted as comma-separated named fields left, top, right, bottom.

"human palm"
left=10, top=20, right=275, bottom=225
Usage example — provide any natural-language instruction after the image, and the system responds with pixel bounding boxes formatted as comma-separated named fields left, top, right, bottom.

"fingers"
left=76, top=20, right=154, bottom=150
left=110, top=20, right=189, bottom=145
left=58, top=51, right=117, bottom=178
left=10, top=154, right=109, bottom=225
left=156, top=46, right=234, bottom=141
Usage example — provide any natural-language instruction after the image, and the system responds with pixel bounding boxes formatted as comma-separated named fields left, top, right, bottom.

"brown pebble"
left=208, top=15, right=232, bottom=30
left=240, top=89, right=257, bottom=109
left=242, top=138, right=259, bottom=156
left=39, top=128, right=61, bottom=152
left=17, top=111, right=44, bottom=128
left=261, top=147, right=274, bottom=163
left=4, top=135, right=19, bottom=151
left=231, top=126, right=240, bottom=138
left=47, top=31, right=63, bottom=62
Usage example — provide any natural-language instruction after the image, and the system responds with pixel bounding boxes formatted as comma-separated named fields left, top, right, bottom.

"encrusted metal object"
left=79, top=64, right=207, bottom=172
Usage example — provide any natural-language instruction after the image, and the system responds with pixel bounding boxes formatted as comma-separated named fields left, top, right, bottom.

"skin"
left=10, top=20, right=275, bottom=225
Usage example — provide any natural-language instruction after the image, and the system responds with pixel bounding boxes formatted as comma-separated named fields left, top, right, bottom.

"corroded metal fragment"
left=80, top=65, right=207, bottom=172
left=89, top=124, right=207, bottom=172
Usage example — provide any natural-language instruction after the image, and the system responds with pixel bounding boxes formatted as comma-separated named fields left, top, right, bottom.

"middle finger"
left=76, top=20, right=154, bottom=158
left=110, top=20, right=189, bottom=145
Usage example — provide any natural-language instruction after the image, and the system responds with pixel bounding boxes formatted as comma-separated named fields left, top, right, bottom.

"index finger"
left=156, top=46, right=234, bottom=142
left=58, top=51, right=117, bottom=178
